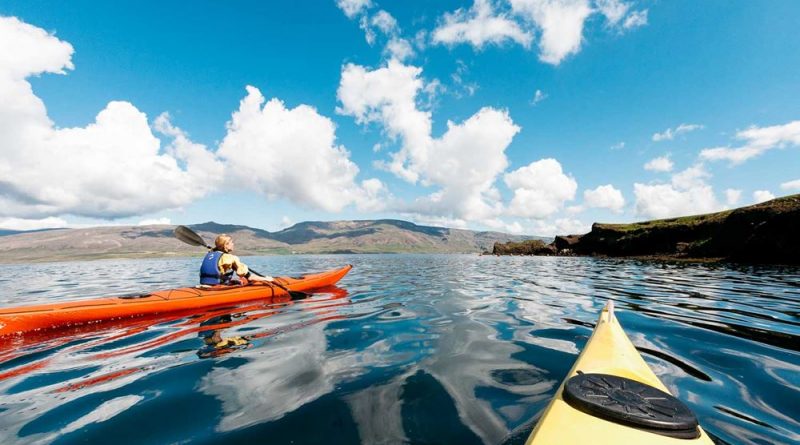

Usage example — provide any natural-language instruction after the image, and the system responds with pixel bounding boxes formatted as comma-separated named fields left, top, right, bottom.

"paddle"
left=174, top=225, right=309, bottom=299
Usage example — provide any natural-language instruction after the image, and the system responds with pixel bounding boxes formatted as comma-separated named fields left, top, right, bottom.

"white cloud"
left=610, top=141, right=625, bottom=150
left=478, top=217, right=526, bottom=234
left=280, top=216, right=293, bottom=228
left=359, top=16, right=376, bottom=45
left=781, top=179, right=800, bottom=191
left=532, top=217, right=589, bottom=236
left=432, top=0, right=646, bottom=65
left=407, top=214, right=469, bottom=229
left=652, top=123, right=704, bottom=142
left=510, top=0, right=593, bottom=65
left=355, top=9, right=416, bottom=62
left=0, top=216, right=67, bottom=231
left=595, top=0, right=648, bottom=30
left=338, top=60, right=519, bottom=221
left=583, top=184, right=625, bottom=212
left=357, top=178, right=391, bottom=212
left=371, top=10, right=398, bottom=34
left=338, top=61, right=430, bottom=183
left=0, top=16, right=74, bottom=78
left=724, top=189, right=742, bottom=206
left=384, top=37, right=414, bottom=61
left=623, top=9, right=648, bottom=29
left=634, top=164, right=722, bottom=219
left=219, top=86, right=385, bottom=213
left=0, top=16, right=224, bottom=220
left=699, top=120, right=800, bottom=165
left=505, top=158, right=577, bottom=218
left=336, top=0, right=372, bottom=18
left=137, top=217, right=171, bottom=226
left=409, top=108, right=519, bottom=220
left=671, top=164, right=711, bottom=189
left=566, top=204, right=584, bottom=214
left=432, top=0, right=533, bottom=49
left=644, top=156, right=673, bottom=172
left=595, top=0, right=629, bottom=26
left=450, top=60, right=479, bottom=98
left=753, top=190, right=775, bottom=204
left=531, top=89, right=547, bottom=105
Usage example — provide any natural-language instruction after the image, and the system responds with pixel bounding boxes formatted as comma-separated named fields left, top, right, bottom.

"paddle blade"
left=174, top=225, right=211, bottom=249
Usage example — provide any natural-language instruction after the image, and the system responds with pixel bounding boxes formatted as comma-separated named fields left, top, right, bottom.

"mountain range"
left=0, top=219, right=540, bottom=263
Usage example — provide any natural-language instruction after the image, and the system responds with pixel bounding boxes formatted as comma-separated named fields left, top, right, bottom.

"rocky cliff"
left=493, top=194, right=800, bottom=264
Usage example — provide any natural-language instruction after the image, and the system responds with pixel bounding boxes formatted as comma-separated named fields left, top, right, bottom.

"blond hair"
left=214, top=234, right=233, bottom=252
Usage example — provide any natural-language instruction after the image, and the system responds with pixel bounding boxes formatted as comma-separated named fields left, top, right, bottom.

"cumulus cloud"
left=532, top=217, right=589, bottom=236
left=280, top=216, right=293, bottom=228
left=644, top=156, right=673, bottom=172
left=359, top=16, right=377, bottom=45
left=0, top=216, right=67, bottom=231
left=219, top=86, right=385, bottom=213
left=622, top=9, right=648, bottom=29
left=384, top=37, right=414, bottom=61
left=652, top=123, right=704, bottom=142
left=596, top=0, right=648, bottom=30
left=432, top=0, right=533, bottom=49
left=137, top=217, right=171, bottom=226
left=371, top=10, right=398, bottom=34
left=338, top=60, right=520, bottom=222
left=634, top=164, right=722, bottom=219
left=427, top=0, right=650, bottom=65
left=780, top=179, right=800, bottom=191
left=699, top=120, right=800, bottom=165
left=450, top=60, right=479, bottom=98
left=336, top=0, right=372, bottom=18
left=0, top=16, right=224, bottom=220
left=338, top=61, right=430, bottom=183
left=753, top=190, right=775, bottom=204
left=583, top=184, right=625, bottom=212
left=351, top=8, right=416, bottom=61
left=724, top=189, right=742, bottom=206
left=510, top=0, right=593, bottom=65
left=493, top=219, right=526, bottom=234
left=505, top=158, right=577, bottom=218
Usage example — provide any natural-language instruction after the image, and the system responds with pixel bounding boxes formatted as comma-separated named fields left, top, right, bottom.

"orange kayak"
left=0, top=264, right=352, bottom=337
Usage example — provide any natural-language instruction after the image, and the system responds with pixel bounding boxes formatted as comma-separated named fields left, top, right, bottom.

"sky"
left=0, top=0, right=798, bottom=235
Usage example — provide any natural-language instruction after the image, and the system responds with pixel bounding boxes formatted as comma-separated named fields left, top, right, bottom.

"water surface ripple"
left=0, top=255, right=798, bottom=444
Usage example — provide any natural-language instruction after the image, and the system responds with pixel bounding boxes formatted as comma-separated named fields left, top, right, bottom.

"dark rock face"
left=554, top=235, right=582, bottom=251
left=492, top=194, right=800, bottom=264
left=573, top=195, right=800, bottom=263
left=492, top=239, right=555, bottom=255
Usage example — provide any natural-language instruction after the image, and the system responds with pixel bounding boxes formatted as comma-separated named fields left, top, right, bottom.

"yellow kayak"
left=526, top=301, right=714, bottom=444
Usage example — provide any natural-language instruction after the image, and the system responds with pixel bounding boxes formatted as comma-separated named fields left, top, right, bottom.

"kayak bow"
left=0, top=264, right=352, bottom=337
left=526, top=301, right=713, bottom=444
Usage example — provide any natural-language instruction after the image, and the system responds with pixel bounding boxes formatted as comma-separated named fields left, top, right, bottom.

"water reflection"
left=0, top=255, right=798, bottom=444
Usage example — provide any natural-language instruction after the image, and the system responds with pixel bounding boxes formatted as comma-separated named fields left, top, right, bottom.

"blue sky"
left=0, top=0, right=798, bottom=235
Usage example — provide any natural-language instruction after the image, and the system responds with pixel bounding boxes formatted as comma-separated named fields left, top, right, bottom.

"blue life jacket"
left=199, top=251, right=234, bottom=285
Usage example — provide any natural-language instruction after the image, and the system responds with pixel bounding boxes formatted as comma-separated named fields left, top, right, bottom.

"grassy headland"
left=493, top=194, right=800, bottom=264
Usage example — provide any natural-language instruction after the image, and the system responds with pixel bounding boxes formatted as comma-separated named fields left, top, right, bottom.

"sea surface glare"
left=0, top=254, right=798, bottom=444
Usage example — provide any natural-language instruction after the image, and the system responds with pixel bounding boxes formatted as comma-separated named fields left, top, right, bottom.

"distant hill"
left=0, top=219, right=542, bottom=263
left=0, top=228, right=59, bottom=237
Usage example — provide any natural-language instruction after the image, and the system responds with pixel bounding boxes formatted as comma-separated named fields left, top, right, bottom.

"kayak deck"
left=526, top=301, right=714, bottom=444
left=0, top=264, right=352, bottom=337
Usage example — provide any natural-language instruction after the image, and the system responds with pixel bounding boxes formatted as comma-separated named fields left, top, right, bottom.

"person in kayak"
left=199, top=234, right=273, bottom=285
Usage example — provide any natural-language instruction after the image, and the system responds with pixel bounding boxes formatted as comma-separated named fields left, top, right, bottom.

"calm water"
left=0, top=255, right=798, bottom=444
